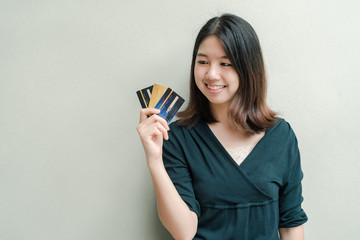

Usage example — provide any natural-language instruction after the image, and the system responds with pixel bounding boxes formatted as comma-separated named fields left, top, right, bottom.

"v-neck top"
left=162, top=118, right=308, bottom=240
left=226, top=144, right=254, bottom=165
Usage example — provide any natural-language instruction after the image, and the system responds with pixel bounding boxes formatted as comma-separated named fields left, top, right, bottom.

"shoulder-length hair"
left=177, top=13, right=277, bottom=134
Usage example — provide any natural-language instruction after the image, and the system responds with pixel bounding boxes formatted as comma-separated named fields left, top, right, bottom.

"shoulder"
left=164, top=120, right=203, bottom=150
left=268, top=117, right=296, bottom=137
left=164, top=120, right=191, bottom=148
left=168, top=120, right=184, bottom=132
left=267, top=118, right=301, bottom=173
left=168, top=120, right=201, bottom=138
left=266, top=117, right=299, bottom=147
left=167, top=120, right=186, bottom=138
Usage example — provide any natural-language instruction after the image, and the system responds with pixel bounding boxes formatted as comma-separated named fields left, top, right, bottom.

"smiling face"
left=194, top=36, right=240, bottom=110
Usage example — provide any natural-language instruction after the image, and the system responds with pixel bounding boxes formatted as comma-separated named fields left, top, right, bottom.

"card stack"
left=136, top=84, right=185, bottom=123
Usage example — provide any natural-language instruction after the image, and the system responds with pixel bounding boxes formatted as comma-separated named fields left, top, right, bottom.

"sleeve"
left=162, top=126, right=201, bottom=217
left=278, top=129, right=308, bottom=228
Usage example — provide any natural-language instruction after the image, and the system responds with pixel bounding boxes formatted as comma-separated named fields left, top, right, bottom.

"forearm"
left=279, top=225, right=304, bottom=240
left=148, top=158, right=198, bottom=240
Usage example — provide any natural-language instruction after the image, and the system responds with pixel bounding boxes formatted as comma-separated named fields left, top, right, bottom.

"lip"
left=205, top=84, right=226, bottom=94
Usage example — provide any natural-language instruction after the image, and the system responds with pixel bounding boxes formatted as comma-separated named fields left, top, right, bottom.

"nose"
left=206, top=64, right=221, bottom=81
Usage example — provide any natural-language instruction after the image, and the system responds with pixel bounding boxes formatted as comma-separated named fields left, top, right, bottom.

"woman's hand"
left=136, top=108, right=170, bottom=164
left=136, top=108, right=197, bottom=240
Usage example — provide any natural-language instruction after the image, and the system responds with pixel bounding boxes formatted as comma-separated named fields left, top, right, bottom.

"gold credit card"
left=148, top=84, right=168, bottom=108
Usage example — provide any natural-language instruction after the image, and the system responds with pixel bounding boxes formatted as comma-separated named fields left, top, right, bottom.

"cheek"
left=194, top=65, right=201, bottom=78
left=194, top=66, right=203, bottom=84
left=226, top=71, right=240, bottom=89
left=232, top=76, right=240, bottom=89
left=194, top=76, right=202, bottom=91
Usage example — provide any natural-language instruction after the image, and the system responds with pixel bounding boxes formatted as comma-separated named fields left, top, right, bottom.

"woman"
left=137, top=13, right=307, bottom=240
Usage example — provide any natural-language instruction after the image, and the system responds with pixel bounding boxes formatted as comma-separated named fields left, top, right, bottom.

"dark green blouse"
left=162, top=118, right=308, bottom=240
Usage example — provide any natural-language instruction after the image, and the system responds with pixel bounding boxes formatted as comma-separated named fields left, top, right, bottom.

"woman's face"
left=194, top=36, right=239, bottom=109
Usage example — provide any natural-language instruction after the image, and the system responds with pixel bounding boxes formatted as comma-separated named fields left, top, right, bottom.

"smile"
left=206, top=84, right=225, bottom=90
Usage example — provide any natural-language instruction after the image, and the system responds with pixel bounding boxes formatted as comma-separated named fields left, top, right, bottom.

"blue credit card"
left=154, top=88, right=185, bottom=123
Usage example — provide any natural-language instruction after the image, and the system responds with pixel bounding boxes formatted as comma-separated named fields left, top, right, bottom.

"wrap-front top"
left=162, top=118, right=308, bottom=240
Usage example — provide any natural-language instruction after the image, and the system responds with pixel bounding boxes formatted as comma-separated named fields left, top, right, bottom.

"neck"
left=210, top=102, right=232, bottom=127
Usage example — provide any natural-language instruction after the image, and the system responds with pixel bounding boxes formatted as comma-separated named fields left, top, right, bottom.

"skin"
left=136, top=108, right=197, bottom=240
left=137, top=35, right=304, bottom=239
left=195, top=36, right=265, bottom=152
left=194, top=36, right=240, bottom=108
left=279, top=225, right=305, bottom=240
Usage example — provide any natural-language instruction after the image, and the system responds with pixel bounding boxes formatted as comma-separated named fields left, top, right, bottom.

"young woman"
left=137, top=13, right=308, bottom=240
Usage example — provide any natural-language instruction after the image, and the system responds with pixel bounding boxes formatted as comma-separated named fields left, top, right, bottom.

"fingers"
left=139, top=108, right=169, bottom=130
left=153, top=114, right=170, bottom=131
left=139, top=108, right=160, bottom=122
left=142, top=120, right=169, bottom=140
left=156, top=121, right=169, bottom=140
left=137, top=108, right=170, bottom=140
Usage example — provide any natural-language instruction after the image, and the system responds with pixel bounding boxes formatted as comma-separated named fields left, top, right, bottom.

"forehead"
left=197, top=36, right=227, bottom=56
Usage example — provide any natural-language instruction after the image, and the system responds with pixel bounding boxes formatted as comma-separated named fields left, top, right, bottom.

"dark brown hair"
left=177, top=13, right=277, bottom=134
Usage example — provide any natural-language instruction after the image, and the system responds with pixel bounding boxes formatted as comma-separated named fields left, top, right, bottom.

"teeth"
left=207, top=85, right=224, bottom=90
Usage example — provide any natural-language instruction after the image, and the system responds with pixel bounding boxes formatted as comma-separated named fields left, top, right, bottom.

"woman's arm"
left=279, top=225, right=304, bottom=240
left=137, top=108, right=198, bottom=240
left=149, top=159, right=198, bottom=240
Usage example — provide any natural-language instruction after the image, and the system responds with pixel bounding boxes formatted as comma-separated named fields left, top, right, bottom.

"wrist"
left=147, top=156, right=165, bottom=171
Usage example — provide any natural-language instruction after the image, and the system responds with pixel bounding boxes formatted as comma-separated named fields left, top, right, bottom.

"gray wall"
left=1, top=1, right=359, bottom=239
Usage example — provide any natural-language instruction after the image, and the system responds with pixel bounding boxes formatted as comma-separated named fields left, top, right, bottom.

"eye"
left=221, top=62, right=232, bottom=67
left=197, top=60, right=208, bottom=64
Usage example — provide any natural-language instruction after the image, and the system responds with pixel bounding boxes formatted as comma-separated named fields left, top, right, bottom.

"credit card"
left=136, top=85, right=153, bottom=108
left=154, top=89, right=185, bottom=123
left=136, top=83, right=185, bottom=123
left=148, top=84, right=168, bottom=108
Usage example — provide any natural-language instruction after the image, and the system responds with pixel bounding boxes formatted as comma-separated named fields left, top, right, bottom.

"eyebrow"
left=197, top=53, right=229, bottom=59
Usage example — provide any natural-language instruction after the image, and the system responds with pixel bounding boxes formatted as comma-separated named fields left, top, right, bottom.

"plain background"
left=1, top=0, right=360, bottom=239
